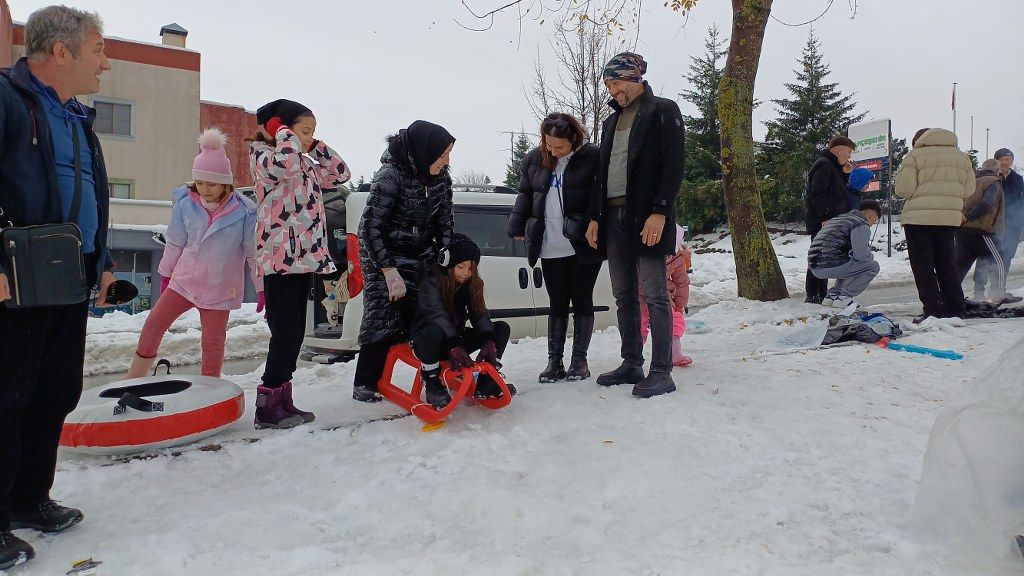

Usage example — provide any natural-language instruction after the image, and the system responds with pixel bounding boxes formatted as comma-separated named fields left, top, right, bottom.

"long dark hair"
left=434, top=262, right=486, bottom=318
left=245, top=112, right=315, bottom=147
left=539, top=113, right=587, bottom=171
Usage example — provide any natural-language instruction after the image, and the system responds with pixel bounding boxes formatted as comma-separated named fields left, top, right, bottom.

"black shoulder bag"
left=0, top=125, right=88, bottom=308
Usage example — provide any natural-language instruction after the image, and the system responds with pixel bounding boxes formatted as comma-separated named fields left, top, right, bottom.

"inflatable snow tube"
left=60, top=375, right=245, bottom=456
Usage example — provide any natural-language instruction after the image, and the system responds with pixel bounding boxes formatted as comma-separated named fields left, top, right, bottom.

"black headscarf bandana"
left=402, top=120, right=456, bottom=181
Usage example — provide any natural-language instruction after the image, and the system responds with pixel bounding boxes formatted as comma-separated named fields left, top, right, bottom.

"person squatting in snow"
left=125, top=129, right=261, bottom=380
left=409, top=234, right=515, bottom=409
left=351, top=121, right=456, bottom=404
left=640, top=224, right=693, bottom=367
left=807, top=200, right=883, bottom=310
left=249, top=98, right=351, bottom=429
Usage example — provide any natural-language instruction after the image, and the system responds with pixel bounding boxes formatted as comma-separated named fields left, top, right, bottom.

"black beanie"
left=442, top=233, right=480, bottom=269
left=256, top=99, right=312, bottom=128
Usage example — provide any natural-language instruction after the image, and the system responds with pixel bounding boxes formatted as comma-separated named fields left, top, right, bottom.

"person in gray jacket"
left=807, top=200, right=883, bottom=309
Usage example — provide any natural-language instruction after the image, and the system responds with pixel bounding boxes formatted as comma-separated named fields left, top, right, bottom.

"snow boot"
left=352, top=384, right=383, bottom=403
left=632, top=371, right=676, bottom=398
left=565, top=316, right=595, bottom=381
left=280, top=381, right=315, bottom=423
left=422, top=367, right=451, bottom=409
left=538, top=316, right=568, bottom=383
left=0, top=531, right=33, bottom=570
left=596, top=362, right=645, bottom=387
left=123, top=352, right=156, bottom=380
left=671, top=339, right=693, bottom=367
left=254, top=385, right=304, bottom=429
left=10, top=500, right=83, bottom=533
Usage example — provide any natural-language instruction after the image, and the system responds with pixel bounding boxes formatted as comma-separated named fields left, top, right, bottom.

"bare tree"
left=457, top=169, right=493, bottom=186
left=523, top=5, right=617, bottom=142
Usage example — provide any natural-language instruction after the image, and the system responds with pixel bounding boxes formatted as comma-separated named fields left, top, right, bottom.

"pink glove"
left=256, top=291, right=265, bottom=313
left=383, top=267, right=406, bottom=301
left=448, top=346, right=473, bottom=372
left=159, top=276, right=170, bottom=293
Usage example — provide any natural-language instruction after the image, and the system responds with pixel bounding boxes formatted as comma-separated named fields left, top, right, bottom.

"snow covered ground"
left=15, top=226, right=1024, bottom=575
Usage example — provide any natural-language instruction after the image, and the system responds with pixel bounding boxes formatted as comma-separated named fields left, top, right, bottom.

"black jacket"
left=594, top=82, right=686, bottom=257
left=411, top=272, right=494, bottom=347
left=808, top=209, right=871, bottom=269
left=1002, top=169, right=1024, bottom=209
left=507, top=144, right=601, bottom=266
left=805, top=149, right=849, bottom=230
left=357, top=149, right=454, bottom=345
left=0, top=57, right=112, bottom=285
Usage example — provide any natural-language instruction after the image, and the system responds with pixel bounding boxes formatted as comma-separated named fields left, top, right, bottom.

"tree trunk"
left=717, top=0, right=789, bottom=300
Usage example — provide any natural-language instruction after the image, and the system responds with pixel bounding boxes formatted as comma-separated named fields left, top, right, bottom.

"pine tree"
left=504, top=133, right=535, bottom=188
left=679, top=25, right=727, bottom=181
left=761, top=31, right=867, bottom=220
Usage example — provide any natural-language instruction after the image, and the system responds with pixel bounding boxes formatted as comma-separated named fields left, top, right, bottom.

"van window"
left=454, top=207, right=526, bottom=258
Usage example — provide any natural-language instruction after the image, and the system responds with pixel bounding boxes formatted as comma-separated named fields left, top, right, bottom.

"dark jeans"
left=804, top=222, right=829, bottom=301
left=540, top=256, right=601, bottom=319
left=606, top=205, right=671, bottom=373
left=412, top=321, right=511, bottom=365
left=0, top=262, right=94, bottom=530
left=905, top=224, right=965, bottom=318
left=262, top=273, right=312, bottom=386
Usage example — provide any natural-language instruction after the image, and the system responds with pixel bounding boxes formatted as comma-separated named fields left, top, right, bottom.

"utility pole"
left=970, top=115, right=974, bottom=151
left=986, top=128, right=990, bottom=158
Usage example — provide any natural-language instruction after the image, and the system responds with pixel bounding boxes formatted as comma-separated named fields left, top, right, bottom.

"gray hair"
left=25, top=5, right=103, bottom=60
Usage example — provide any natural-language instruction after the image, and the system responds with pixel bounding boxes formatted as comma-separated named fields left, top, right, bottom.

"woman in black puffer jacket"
left=352, top=120, right=456, bottom=402
left=507, top=113, right=602, bottom=384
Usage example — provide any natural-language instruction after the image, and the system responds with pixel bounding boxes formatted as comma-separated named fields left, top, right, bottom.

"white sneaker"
left=824, top=295, right=860, bottom=311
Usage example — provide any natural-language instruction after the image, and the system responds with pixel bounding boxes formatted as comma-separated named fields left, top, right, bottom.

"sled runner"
left=377, top=343, right=512, bottom=424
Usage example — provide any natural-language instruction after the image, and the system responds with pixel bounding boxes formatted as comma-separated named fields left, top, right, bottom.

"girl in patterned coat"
left=250, top=99, right=350, bottom=429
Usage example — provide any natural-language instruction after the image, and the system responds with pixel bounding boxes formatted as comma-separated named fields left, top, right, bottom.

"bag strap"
left=69, top=121, right=83, bottom=225
left=113, top=392, right=164, bottom=415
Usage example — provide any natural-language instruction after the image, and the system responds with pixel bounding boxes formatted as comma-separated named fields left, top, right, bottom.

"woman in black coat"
left=352, top=121, right=456, bottom=402
left=507, top=113, right=602, bottom=383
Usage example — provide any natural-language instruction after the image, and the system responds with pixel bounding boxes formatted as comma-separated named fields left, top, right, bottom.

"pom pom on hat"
left=192, top=128, right=233, bottom=185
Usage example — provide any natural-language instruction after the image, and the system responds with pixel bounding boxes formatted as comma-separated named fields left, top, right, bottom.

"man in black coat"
left=803, top=135, right=856, bottom=303
left=0, top=6, right=116, bottom=570
left=585, top=52, right=685, bottom=399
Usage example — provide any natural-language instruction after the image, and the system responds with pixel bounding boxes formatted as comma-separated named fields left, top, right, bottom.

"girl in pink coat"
left=641, top=225, right=692, bottom=367
left=124, top=128, right=261, bottom=379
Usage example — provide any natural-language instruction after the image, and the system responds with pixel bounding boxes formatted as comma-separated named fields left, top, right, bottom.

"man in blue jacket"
left=0, top=6, right=114, bottom=570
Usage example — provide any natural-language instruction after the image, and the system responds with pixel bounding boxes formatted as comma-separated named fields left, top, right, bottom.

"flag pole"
left=952, top=82, right=957, bottom=136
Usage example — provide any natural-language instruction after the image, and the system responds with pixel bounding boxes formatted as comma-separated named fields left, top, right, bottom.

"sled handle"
left=113, top=392, right=165, bottom=415
left=152, top=359, right=172, bottom=376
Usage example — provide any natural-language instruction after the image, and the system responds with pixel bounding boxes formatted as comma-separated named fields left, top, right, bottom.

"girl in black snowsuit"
left=352, top=121, right=456, bottom=402
left=410, top=234, right=514, bottom=409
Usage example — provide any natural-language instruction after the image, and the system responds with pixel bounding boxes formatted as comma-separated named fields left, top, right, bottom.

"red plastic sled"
left=377, top=343, right=513, bottom=424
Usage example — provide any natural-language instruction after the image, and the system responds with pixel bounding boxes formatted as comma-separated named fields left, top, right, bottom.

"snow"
left=12, top=295, right=1020, bottom=574
left=22, top=223, right=1023, bottom=574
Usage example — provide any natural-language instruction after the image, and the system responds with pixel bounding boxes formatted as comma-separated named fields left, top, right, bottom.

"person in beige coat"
left=895, top=127, right=975, bottom=320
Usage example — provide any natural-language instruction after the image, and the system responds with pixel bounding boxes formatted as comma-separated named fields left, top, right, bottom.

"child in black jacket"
left=410, top=234, right=513, bottom=409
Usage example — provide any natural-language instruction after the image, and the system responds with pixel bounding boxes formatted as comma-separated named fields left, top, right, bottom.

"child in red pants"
left=641, top=225, right=692, bottom=367
left=124, top=129, right=261, bottom=379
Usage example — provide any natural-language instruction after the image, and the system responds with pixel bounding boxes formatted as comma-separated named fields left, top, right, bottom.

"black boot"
left=538, top=316, right=569, bottom=383
left=10, top=500, right=84, bottom=533
left=352, top=384, right=383, bottom=403
left=0, top=531, right=34, bottom=570
left=565, top=316, right=595, bottom=381
left=422, top=367, right=451, bottom=409
left=596, top=362, right=645, bottom=386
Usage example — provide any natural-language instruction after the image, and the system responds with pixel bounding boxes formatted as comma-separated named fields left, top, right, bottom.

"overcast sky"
left=10, top=0, right=1024, bottom=183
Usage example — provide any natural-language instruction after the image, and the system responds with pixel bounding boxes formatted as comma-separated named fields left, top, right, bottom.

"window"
left=109, top=179, right=134, bottom=199
left=454, top=207, right=526, bottom=258
left=93, top=100, right=132, bottom=136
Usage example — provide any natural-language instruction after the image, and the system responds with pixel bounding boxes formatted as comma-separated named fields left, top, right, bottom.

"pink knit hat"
left=192, top=128, right=233, bottom=185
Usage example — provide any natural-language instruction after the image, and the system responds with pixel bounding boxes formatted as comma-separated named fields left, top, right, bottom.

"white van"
left=300, top=187, right=616, bottom=364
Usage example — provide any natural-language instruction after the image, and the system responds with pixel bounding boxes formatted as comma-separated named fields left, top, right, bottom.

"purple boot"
left=254, top=385, right=305, bottom=430
left=280, top=381, right=316, bottom=423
